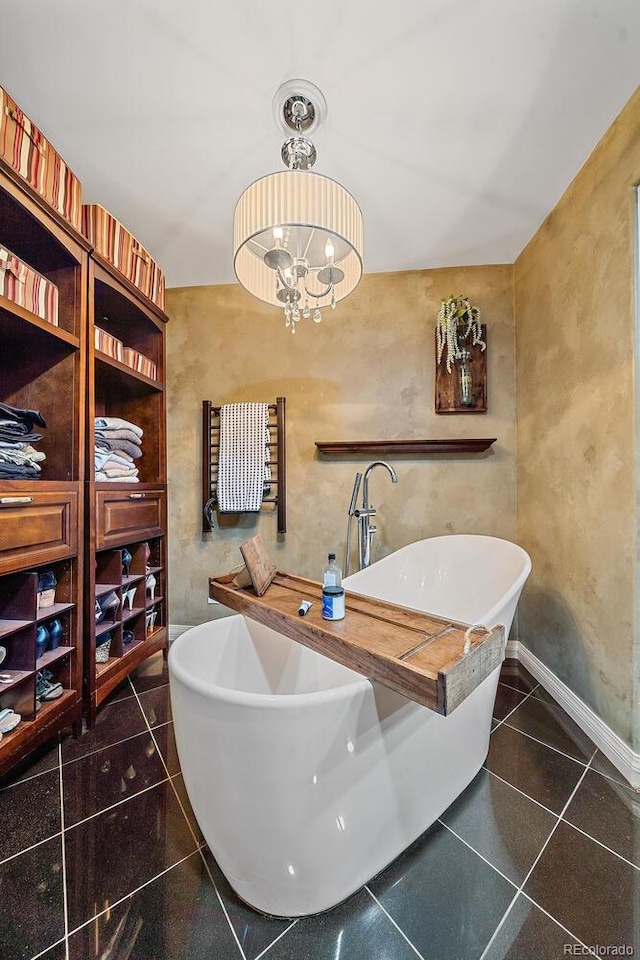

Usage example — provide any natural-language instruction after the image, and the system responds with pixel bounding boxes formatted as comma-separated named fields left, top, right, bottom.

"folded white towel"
left=217, top=403, right=270, bottom=513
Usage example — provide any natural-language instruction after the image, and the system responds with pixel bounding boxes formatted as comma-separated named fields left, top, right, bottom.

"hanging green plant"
left=436, top=295, right=485, bottom=374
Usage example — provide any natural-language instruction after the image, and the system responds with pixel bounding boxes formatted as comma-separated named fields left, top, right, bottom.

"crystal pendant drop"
left=313, top=308, right=322, bottom=323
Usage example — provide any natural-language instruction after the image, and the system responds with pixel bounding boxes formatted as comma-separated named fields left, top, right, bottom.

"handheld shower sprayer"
left=344, top=472, right=362, bottom=577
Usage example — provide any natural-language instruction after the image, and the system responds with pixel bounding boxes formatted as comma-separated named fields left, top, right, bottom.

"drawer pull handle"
left=0, top=496, right=34, bottom=505
left=128, top=493, right=146, bottom=499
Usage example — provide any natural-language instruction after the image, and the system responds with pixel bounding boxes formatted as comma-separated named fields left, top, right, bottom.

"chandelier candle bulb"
left=233, top=81, right=363, bottom=334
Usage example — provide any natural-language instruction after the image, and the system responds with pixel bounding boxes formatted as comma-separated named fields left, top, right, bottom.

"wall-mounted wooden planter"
left=435, top=325, right=487, bottom=414
left=315, top=439, right=496, bottom=456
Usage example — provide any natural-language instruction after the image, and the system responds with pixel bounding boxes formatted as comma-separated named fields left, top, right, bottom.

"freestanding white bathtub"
left=169, top=534, right=531, bottom=917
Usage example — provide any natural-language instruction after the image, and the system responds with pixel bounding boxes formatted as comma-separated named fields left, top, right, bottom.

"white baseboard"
left=507, top=640, right=639, bottom=790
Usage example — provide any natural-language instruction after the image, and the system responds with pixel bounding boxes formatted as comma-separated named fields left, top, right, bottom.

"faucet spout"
left=362, top=460, right=398, bottom=510
left=357, top=461, right=398, bottom=570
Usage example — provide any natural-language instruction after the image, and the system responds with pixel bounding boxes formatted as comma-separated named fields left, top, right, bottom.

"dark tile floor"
left=1, top=656, right=638, bottom=960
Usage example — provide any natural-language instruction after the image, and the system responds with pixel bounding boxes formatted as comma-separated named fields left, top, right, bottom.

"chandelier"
left=233, top=81, right=363, bottom=333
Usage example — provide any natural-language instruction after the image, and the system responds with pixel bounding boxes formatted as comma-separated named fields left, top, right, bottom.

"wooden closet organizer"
left=202, top=397, right=287, bottom=536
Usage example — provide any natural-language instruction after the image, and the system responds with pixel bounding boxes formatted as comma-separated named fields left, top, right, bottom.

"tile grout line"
left=560, top=811, right=640, bottom=873
left=0, top=829, right=64, bottom=869
left=499, top=720, right=591, bottom=767
left=0, top=759, right=59, bottom=792
left=64, top=776, right=171, bottom=832
left=30, top=937, right=67, bottom=960
left=66, top=850, right=201, bottom=940
left=586, top=762, right=631, bottom=791
left=519, top=890, right=600, bottom=957
left=59, top=725, right=159, bottom=770
left=437, top=822, right=597, bottom=956
left=126, top=681, right=205, bottom=850
left=58, top=740, right=70, bottom=960
left=364, top=886, right=428, bottom=960
left=128, top=679, right=282, bottom=960
left=129, top=677, right=252, bottom=960
left=478, top=751, right=596, bottom=960
left=490, top=682, right=539, bottom=731
left=251, top=919, right=300, bottom=960
left=197, top=847, right=250, bottom=960
left=482, top=766, right=560, bottom=818
left=436, top=819, right=519, bottom=889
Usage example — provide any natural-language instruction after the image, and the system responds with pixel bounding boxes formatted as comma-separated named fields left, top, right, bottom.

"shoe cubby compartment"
left=0, top=623, right=36, bottom=720
left=122, top=612, right=145, bottom=651
left=1, top=672, right=35, bottom=724
left=145, top=601, right=163, bottom=637
left=35, top=614, right=74, bottom=672
left=0, top=576, right=47, bottom=709
left=35, top=560, right=71, bottom=612
left=122, top=580, right=145, bottom=623
left=95, top=623, right=123, bottom=677
left=37, top=656, right=72, bottom=700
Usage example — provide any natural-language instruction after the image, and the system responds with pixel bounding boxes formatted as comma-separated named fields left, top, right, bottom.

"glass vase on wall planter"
left=434, top=295, right=487, bottom=414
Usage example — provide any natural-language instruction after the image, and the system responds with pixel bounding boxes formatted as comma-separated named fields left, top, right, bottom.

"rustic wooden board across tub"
left=208, top=572, right=505, bottom=715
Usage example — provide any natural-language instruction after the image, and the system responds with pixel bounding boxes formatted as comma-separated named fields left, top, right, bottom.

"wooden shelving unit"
left=85, top=257, right=169, bottom=724
left=0, top=160, right=87, bottom=774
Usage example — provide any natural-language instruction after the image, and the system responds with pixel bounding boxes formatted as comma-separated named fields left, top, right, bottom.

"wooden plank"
left=239, top=533, right=277, bottom=596
left=435, top=325, right=488, bottom=414
left=208, top=571, right=504, bottom=715
left=315, top=438, right=496, bottom=456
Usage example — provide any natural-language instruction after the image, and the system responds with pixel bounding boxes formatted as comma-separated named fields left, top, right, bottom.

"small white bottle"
left=323, top=553, right=342, bottom=587
left=322, top=553, right=345, bottom=620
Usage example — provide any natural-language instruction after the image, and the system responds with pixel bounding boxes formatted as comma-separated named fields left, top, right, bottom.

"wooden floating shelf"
left=209, top=571, right=505, bottom=716
left=315, top=438, right=497, bottom=456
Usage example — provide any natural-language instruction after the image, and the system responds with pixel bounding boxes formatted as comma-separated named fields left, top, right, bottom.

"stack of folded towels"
left=0, top=400, right=47, bottom=480
left=94, top=416, right=143, bottom=482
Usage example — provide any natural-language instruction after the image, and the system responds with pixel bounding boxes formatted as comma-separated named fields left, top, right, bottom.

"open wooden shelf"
left=315, top=438, right=497, bottom=456
left=95, top=351, right=162, bottom=391
left=37, top=645, right=74, bottom=670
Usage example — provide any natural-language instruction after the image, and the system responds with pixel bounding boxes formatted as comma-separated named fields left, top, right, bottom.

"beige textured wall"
left=514, top=88, right=640, bottom=748
left=166, top=265, right=516, bottom=629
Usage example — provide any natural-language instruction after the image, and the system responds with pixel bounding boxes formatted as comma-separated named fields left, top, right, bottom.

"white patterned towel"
left=218, top=403, right=270, bottom=512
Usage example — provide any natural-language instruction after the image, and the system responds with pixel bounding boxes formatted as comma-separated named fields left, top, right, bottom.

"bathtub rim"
left=345, top=533, right=532, bottom=628
left=171, top=534, right=530, bottom=711
left=169, top=616, right=372, bottom=710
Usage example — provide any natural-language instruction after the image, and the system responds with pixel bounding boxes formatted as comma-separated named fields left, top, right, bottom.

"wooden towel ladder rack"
left=202, top=397, right=287, bottom=536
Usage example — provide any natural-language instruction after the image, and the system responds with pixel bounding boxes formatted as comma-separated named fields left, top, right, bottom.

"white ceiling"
left=1, top=1, right=639, bottom=289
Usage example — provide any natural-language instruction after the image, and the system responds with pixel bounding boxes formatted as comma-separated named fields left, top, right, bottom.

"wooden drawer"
left=95, top=486, right=165, bottom=549
left=0, top=486, right=78, bottom=574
